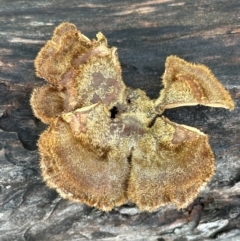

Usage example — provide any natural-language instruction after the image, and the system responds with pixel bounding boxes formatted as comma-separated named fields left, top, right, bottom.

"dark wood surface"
left=0, top=0, right=240, bottom=240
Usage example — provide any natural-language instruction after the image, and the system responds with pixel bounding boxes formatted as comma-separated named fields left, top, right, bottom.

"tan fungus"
left=30, top=22, right=234, bottom=212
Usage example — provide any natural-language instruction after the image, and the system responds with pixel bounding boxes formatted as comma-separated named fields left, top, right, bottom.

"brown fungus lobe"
left=30, top=22, right=234, bottom=212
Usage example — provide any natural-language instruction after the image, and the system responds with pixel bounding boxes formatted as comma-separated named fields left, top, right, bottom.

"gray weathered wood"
left=0, top=0, right=240, bottom=240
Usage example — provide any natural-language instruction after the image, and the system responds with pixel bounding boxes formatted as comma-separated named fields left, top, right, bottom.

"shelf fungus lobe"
left=30, top=22, right=234, bottom=212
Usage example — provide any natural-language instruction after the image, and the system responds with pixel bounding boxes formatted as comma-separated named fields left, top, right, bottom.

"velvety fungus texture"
left=31, top=22, right=234, bottom=212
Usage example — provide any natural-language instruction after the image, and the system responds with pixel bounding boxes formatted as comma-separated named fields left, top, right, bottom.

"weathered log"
left=0, top=0, right=239, bottom=240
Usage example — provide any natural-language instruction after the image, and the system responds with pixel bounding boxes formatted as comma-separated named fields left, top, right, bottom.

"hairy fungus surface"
left=30, top=22, right=235, bottom=212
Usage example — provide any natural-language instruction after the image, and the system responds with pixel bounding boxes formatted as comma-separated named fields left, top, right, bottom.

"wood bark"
left=0, top=0, right=239, bottom=240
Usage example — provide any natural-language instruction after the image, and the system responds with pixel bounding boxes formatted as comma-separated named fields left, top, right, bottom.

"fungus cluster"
left=31, top=22, right=234, bottom=211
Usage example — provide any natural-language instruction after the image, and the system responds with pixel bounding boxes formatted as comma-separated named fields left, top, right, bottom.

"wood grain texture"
left=0, top=0, right=239, bottom=240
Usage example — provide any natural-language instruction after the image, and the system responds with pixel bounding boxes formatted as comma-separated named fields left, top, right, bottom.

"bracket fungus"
left=31, top=22, right=234, bottom=212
